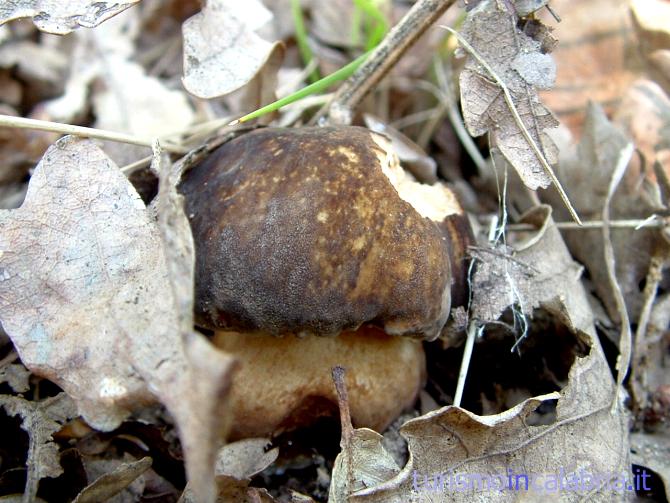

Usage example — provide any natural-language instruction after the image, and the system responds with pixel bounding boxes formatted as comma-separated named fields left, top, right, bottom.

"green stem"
left=235, top=52, right=370, bottom=124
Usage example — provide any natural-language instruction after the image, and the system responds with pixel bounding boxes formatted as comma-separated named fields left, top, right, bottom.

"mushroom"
left=179, top=126, right=471, bottom=439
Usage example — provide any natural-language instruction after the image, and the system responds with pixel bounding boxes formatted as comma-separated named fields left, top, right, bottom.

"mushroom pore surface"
left=179, top=126, right=468, bottom=340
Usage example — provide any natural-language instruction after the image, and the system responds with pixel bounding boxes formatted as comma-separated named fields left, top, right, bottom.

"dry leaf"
left=629, top=0, right=670, bottom=56
left=180, top=438, right=279, bottom=502
left=613, top=80, right=670, bottom=180
left=0, top=393, right=77, bottom=502
left=0, top=40, right=67, bottom=97
left=458, top=0, right=559, bottom=190
left=514, top=0, right=550, bottom=16
left=93, top=59, right=194, bottom=138
left=182, top=0, right=283, bottom=99
left=215, top=438, right=278, bottom=480
left=0, top=362, right=30, bottom=393
left=328, top=366, right=401, bottom=503
left=0, top=136, right=236, bottom=503
left=329, top=428, right=400, bottom=503
left=39, top=11, right=194, bottom=164
left=550, top=102, right=668, bottom=323
left=346, top=207, right=629, bottom=502
left=470, top=205, right=590, bottom=329
left=309, top=0, right=357, bottom=48
left=73, top=456, right=152, bottom=503
left=0, top=1, right=140, bottom=35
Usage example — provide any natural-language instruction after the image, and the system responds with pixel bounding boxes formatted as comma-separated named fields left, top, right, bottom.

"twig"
left=0, top=114, right=186, bottom=154
left=604, top=143, right=635, bottom=413
left=504, top=218, right=666, bottom=232
left=630, top=255, right=666, bottom=410
left=324, top=0, right=457, bottom=125
left=332, top=366, right=353, bottom=443
left=120, top=155, right=153, bottom=175
left=442, top=26, right=582, bottom=225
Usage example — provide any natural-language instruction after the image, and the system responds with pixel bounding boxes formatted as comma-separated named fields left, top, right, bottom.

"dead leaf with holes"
left=182, top=0, right=284, bottom=99
left=458, top=0, right=559, bottom=190
left=0, top=393, right=77, bottom=502
left=332, top=207, right=629, bottom=502
left=0, top=1, right=139, bottom=34
left=0, top=136, right=236, bottom=503
left=469, top=206, right=590, bottom=329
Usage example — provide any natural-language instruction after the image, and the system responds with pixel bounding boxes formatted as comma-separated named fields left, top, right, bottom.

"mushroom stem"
left=212, top=328, right=426, bottom=440
left=324, top=0, right=457, bottom=125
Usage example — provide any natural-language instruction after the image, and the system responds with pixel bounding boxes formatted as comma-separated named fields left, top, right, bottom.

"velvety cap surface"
left=179, top=126, right=454, bottom=340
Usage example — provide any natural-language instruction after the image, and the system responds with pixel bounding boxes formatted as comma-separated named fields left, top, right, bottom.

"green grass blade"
left=234, top=52, right=370, bottom=124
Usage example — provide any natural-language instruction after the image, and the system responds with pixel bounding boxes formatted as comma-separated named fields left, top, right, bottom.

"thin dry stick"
left=120, top=155, right=153, bottom=175
left=332, top=365, right=354, bottom=443
left=324, top=0, right=457, bottom=125
left=0, top=114, right=186, bottom=154
left=630, top=255, right=665, bottom=410
left=603, top=142, right=635, bottom=413
left=442, top=27, right=582, bottom=225
left=504, top=218, right=666, bottom=231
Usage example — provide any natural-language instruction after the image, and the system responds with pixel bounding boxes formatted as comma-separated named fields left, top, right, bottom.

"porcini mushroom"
left=179, top=126, right=471, bottom=439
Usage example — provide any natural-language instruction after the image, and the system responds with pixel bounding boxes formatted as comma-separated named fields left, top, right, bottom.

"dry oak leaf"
left=0, top=393, right=77, bottom=502
left=73, top=456, right=152, bottom=503
left=0, top=1, right=139, bottom=34
left=182, top=0, right=283, bottom=99
left=552, top=101, right=668, bottom=323
left=0, top=136, right=236, bottom=503
left=346, top=207, right=630, bottom=502
left=470, top=205, right=590, bottom=328
left=329, top=428, right=401, bottom=503
left=459, top=0, right=559, bottom=190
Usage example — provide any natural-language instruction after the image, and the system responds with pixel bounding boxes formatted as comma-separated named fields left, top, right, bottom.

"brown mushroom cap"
left=179, top=126, right=469, bottom=340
